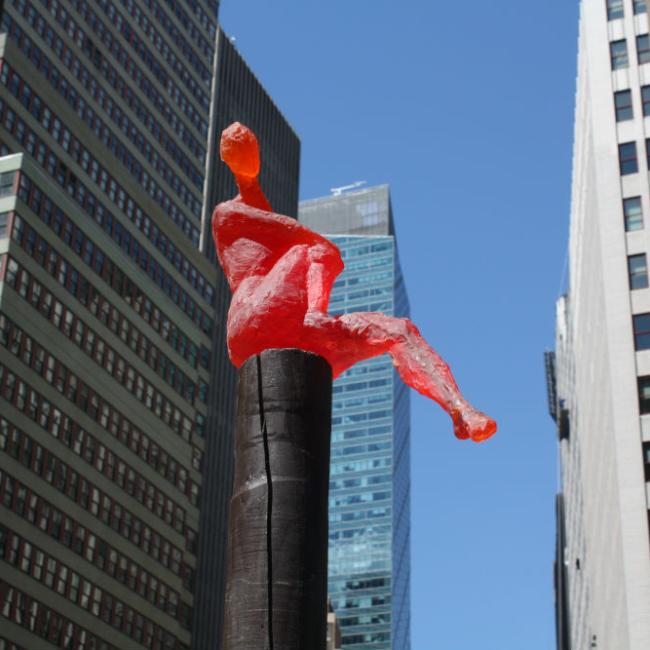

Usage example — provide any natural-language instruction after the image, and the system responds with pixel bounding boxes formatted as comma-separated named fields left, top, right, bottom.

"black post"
left=223, top=348, right=332, bottom=650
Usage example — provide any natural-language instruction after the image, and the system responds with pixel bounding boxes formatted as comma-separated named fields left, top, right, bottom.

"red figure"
left=212, top=123, right=496, bottom=442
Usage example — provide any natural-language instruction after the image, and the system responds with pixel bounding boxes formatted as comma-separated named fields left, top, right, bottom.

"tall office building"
left=0, top=1, right=221, bottom=648
left=547, top=1, right=650, bottom=648
left=194, top=27, right=300, bottom=650
left=299, top=185, right=411, bottom=650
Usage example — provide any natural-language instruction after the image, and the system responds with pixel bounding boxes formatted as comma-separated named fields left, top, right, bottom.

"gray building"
left=547, top=1, right=650, bottom=649
left=300, top=185, right=411, bottom=650
left=193, top=26, right=300, bottom=650
left=0, top=1, right=220, bottom=648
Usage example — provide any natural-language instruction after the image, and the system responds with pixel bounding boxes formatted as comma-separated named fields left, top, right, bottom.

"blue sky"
left=219, top=1, right=579, bottom=648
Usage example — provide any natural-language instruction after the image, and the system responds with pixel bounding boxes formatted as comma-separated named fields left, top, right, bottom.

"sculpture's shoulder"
left=212, top=198, right=241, bottom=227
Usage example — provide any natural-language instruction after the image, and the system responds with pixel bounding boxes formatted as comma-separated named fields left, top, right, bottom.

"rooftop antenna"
left=330, top=180, right=366, bottom=196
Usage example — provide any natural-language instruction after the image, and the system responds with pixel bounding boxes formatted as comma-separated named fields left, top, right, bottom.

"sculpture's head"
left=220, top=122, right=260, bottom=179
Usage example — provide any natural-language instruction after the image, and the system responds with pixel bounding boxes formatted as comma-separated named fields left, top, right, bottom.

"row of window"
left=330, top=474, right=392, bottom=492
left=6, top=251, right=205, bottom=413
left=614, top=85, right=650, bottom=121
left=134, top=0, right=213, bottom=62
left=0, top=409, right=189, bottom=541
left=1, top=59, right=202, bottom=216
left=0, top=527, right=187, bottom=645
left=331, top=457, right=392, bottom=477
left=13, top=173, right=209, bottom=342
left=607, top=0, right=647, bottom=18
left=5, top=1, right=205, bottom=167
left=332, top=377, right=390, bottom=394
left=3, top=255, right=203, bottom=440
left=168, top=0, right=217, bottom=38
left=0, top=308, right=199, bottom=459
left=610, top=33, right=650, bottom=69
left=0, top=355, right=199, bottom=508
left=329, top=507, right=391, bottom=525
left=96, top=0, right=211, bottom=93
left=329, top=491, right=392, bottom=509
left=0, top=301, right=201, bottom=489
left=332, top=410, right=392, bottom=427
left=333, top=393, right=391, bottom=411
left=337, top=613, right=391, bottom=627
left=2, top=8, right=205, bottom=170
left=0, top=114, right=205, bottom=295
left=40, top=0, right=208, bottom=135
left=14, top=251, right=207, bottom=412
left=607, top=0, right=647, bottom=20
left=0, top=468, right=191, bottom=609
left=0, top=73, right=201, bottom=250
left=15, top=176, right=211, bottom=361
left=0, top=406, right=185, bottom=573
left=330, top=440, right=392, bottom=459
left=329, top=525, right=391, bottom=543
left=0, top=583, right=116, bottom=650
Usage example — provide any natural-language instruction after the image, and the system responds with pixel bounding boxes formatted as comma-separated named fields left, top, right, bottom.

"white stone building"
left=549, top=1, right=650, bottom=648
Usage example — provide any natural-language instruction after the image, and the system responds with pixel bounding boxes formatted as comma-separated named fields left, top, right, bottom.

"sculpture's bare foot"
left=451, top=404, right=497, bottom=442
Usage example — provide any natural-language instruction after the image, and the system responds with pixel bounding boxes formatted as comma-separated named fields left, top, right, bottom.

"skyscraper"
left=0, top=1, right=220, bottom=648
left=194, top=27, right=300, bottom=650
left=299, top=185, right=411, bottom=650
left=548, top=1, right=650, bottom=648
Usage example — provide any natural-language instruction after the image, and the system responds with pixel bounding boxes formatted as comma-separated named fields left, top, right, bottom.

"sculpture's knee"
left=308, top=242, right=343, bottom=272
left=400, top=318, right=420, bottom=338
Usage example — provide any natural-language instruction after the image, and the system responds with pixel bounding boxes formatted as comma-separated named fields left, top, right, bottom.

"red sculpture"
left=212, top=123, right=496, bottom=442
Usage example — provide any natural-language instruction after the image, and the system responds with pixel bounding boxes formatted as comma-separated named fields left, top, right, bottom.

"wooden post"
left=222, top=348, right=332, bottom=650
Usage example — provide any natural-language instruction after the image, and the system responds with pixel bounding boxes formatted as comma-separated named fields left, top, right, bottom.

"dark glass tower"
left=193, top=26, right=300, bottom=650
left=0, top=1, right=220, bottom=649
left=299, top=186, right=411, bottom=650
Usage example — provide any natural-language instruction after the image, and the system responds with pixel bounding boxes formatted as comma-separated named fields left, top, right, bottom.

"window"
left=629, top=253, right=649, bottom=289
left=624, top=197, right=644, bottom=231
left=643, top=441, right=650, bottom=481
left=0, top=172, right=15, bottom=197
left=619, top=142, right=638, bottom=174
left=635, top=0, right=647, bottom=14
left=633, top=313, right=650, bottom=349
left=639, top=376, right=650, bottom=413
left=615, top=90, right=634, bottom=121
left=639, top=35, right=650, bottom=64
left=611, top=39, right=629, bottom=69
left=608, top=0, right=624, bottom=19
left=643, top=86, right=650, bottom=117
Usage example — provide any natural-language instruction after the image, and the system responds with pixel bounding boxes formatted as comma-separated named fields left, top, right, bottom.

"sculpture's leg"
left=304, top=312, right=496, bottom=442
left=306, top=243, right=342, bottom=313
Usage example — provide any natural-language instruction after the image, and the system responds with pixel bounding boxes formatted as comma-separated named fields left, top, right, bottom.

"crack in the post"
left=256, top=355, right=274, bottom=650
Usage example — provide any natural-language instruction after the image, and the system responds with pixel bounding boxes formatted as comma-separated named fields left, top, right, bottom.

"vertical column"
left=223, top=348, right=332, bottom=650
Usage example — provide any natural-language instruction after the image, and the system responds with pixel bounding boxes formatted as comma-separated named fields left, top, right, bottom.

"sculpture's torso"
left=213, top=198, right=339, bottom=366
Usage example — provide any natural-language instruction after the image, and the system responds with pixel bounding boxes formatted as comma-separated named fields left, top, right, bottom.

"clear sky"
left=219, top=1, right=579, bottom=648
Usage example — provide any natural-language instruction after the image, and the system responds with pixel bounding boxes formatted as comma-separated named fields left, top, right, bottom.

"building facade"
left=193, top=26, right=300, bottom=650
left=548, top=1, right=650, bottom=648
left=0, top=0, right=221, bottom=648
left=299, top=185, right=411, bottom=650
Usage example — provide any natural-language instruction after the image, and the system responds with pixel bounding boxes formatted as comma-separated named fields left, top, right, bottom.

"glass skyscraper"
left=300, top=185, right=411, bottom=650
